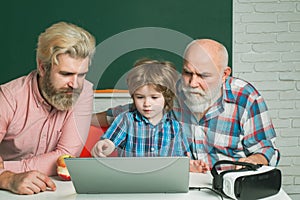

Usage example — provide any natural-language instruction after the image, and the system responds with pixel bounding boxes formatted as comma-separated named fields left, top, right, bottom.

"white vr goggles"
left=211, top=160, right=281, bottom=200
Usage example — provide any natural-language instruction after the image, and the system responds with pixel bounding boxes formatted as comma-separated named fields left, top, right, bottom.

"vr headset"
left=211, top=160, right=281, bottom=200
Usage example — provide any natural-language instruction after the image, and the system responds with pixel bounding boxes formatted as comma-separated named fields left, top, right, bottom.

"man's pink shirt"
left=0, top=71, right=93, bottom=176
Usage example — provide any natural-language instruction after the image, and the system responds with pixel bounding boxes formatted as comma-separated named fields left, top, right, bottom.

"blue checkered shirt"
left=102, top=110, right=190, bottom=157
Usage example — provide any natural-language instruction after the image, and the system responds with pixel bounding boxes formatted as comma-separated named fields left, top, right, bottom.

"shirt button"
left=150, top=147, right=155, bottom=152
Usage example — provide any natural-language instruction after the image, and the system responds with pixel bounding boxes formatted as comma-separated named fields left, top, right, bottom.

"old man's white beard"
left=181, top=81, right=222, bottom=114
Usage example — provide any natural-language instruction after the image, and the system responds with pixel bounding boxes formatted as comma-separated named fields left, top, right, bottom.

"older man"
left=174, top=39, right=279, bottom=170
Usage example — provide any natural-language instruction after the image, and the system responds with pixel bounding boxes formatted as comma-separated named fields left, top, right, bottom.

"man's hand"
left=186, top=152, right=209, bottom=173
left=237, top=154, right=268, bottom=169
left=91, top=139, right=115, bottom=157
left=0, top=170, right=56, bottom=195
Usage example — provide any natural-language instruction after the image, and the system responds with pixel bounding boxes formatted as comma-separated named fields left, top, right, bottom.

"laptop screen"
left=65, top=157, right=189, bottom=194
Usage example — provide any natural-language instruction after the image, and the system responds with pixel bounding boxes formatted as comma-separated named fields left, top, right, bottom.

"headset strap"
left=211, top=160, right=262, bottom=190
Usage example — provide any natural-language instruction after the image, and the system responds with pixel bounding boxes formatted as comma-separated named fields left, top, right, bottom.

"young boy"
left=91, top=59, right=190, bottom=157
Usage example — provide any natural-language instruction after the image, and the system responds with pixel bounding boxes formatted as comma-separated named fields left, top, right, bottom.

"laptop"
left=65, top=157, right=190, bottom=194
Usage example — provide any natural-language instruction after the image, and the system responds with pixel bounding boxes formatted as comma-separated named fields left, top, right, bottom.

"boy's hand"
left=91, top=139, right=115, bottom=157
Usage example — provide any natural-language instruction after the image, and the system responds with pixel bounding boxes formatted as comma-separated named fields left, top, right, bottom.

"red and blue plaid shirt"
left=107, top=77, right=279, bottom=169
left=172, top=77, right=279, bottom=169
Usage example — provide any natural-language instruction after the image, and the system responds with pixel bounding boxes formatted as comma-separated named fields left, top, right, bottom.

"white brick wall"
left=233, top=0, right=300, bottom=199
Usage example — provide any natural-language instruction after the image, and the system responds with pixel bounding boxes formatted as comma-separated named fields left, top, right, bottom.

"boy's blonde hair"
left=127, top=58, right=178, bottom=112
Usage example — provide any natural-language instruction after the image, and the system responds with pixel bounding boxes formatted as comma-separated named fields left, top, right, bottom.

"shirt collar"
left=132, top=110, right=170, bottom=125
left=223, top=76, right=235, bottom=103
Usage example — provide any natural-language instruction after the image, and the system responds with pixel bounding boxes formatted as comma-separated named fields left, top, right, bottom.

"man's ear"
left=222, top=66, right=231, bottom=83
left=37, top=59, right=46, bottom=77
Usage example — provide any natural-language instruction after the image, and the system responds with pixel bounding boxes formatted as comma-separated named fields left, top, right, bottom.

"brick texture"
left=233, top=0, right=300, bottom=198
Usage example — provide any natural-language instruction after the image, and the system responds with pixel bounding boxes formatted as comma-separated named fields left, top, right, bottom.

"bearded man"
left=173, top=39, right=279, bottom=170
left=0, top=21, right=95, bottom=195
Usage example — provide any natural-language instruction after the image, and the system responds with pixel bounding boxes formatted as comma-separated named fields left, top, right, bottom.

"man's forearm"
left=91, top=112, right=110, bottom=127
left=239, top=153, right=268, bottom=165
left=248, top=153, right=268, bottom=165
left=0, top=171, right=14, bottom=191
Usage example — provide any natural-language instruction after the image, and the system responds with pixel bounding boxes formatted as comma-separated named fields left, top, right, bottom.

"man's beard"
left=180, top=80, right=222, bottom=114
left=40, top=71, right=82, bottom=111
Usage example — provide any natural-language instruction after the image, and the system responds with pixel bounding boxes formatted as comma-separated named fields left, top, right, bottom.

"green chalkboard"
left=0, top=0, right=232, bottom=90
